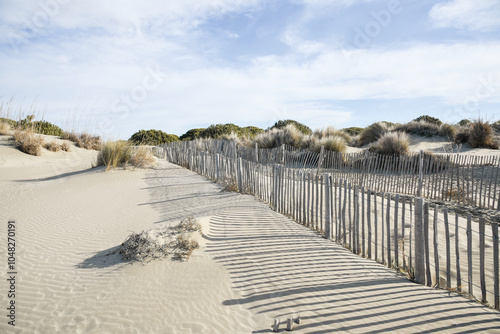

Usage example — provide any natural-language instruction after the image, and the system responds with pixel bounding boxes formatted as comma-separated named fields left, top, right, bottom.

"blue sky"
left=1, top=0, right=500, bottom=139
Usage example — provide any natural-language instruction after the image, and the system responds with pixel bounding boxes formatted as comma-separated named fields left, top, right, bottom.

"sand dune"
left=1, top=136, right=500, bottom=333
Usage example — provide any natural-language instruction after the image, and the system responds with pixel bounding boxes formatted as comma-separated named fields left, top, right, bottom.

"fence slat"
left=480, top=218, right=486, bottom=304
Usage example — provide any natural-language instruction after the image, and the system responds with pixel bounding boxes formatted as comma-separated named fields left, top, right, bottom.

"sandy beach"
left=1, top=135, right=500, bottom=333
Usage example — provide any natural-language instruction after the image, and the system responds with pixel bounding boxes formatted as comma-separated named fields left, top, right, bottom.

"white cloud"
left=429, top=0, right=500, bottom=31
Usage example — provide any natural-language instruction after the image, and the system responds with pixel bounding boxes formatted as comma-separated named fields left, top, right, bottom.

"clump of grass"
left=311, top=135, right=347, bottom=153
left=370, top=131, right=409, bottom=155
left=44, top=141, right=61, bottom=152
left=468, top=119, right=499, bottom=149
left=61, top=141, right=71, bottom=152
left=13, top=129, right=43, bottom=156
left=129, top=147, right=157, bottom=168
left=119, top=216, right=202, bottom=262
left=95, top=141, right=132, bottom=170
left=222, top=177, right=239, bottom=192
left=393, top=120, right=440, bottom=137
left=313, top=126, right=352, bottom=143
left=439, top=123, right=456, bottom=140
left=254, top=124, right=304, bottom=149
left=358, top=122, right=390, bottom=146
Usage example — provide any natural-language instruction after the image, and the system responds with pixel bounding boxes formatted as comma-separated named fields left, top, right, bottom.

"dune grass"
left=358, top=122, right=390, bottom=147
left=370, top=131, right=409, bottom=155
left=468, top=119, right=498, bottom=149
left=95, top=141, right=158, bottom=170
left=311, top=135, right=347, bottom=153
left=254, top=124, right=305, bottom=149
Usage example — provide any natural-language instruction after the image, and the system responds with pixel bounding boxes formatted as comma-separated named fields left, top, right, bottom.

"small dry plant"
left=222, top=176, right=239, bottom=192
left=129, top=147, right=157, bottom=168
left=0, top=120, right=11, bottom=135
left=119, top=216, right=202, bottom=263
left=61, top=141, right=71, bottom=152
left=444, top=186, right=465, bottom=201
left=44, top=141, right=61, bottom=152
left=13, top=129, right=44, bottom=156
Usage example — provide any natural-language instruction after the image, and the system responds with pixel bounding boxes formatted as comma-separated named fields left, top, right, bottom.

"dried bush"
left=119, top=216, right=202, bottom=262
left=0, top=120, right=11, bottom=135
left=129, top=147, right=157, bottom=168
left=311, top=135, right=346, bottom=153
left=358, top=122, right=389, bottom=146
left=61, top=141, right=71, bottom=152
left=370, top=131, right=409, bottom=155
left=44, top=141, right=61, bottom=152
left=13, top=129, right=43, bottom=156
left=468, top=119, right=499, bottom=149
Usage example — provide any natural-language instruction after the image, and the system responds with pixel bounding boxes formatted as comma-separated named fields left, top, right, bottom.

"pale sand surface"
left=1, top=135, right=500, bottom=333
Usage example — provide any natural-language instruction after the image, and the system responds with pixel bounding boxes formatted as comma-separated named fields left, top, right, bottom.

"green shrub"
left=129, top=129, right=180, bottom=146
left=413, top=115, right=442, bottom=126
left=180, top=128, right=205, bottom=141
left=33, top=120, right=63, bottom=136
left=370, top=131, right=409, bottom=155
left=458, top=119, right=471, bottom=127
left=358, top=122, right=389, bottom=146
left=270, top=119, right=312, bottom=135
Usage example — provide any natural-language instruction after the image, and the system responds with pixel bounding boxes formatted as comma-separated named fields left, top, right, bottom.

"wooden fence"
left=162, top=139, right=500, bottom=210
left=158, top=141, right=500, bottom=310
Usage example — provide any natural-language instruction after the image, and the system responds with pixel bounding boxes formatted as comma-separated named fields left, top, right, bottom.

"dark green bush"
left=33, top=120, right=63, bottom=136
left=180, top=128, right=205, bottom=141
left=413, top=115, right=442, bottom=126
left=270, top=120, right=312, bottom=135
left=129, top=129, right=180, bottom=146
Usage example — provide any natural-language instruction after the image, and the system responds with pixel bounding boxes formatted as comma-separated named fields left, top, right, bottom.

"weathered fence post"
left=237, top=157, right=243, bottom=193
left=317, top=145, right=325, bottom=175
left=480, top=218, right=487, bottom=304
left=414, top=198, right=425, bottom=285
left=324, top=174, right=332, bottom=239
left=255, top=143, right=259, bottom=163
left=418, top=150, right=424, bottom=197
left=492, top=222, right=499, bottom=310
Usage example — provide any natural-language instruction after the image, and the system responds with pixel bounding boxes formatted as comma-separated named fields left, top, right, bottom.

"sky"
left=1, top=0, right=500, bottom=139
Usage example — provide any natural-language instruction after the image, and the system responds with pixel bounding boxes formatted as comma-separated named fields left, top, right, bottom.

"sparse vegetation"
left=342, top=127, right=363, bottom=136
left=370, top=131, right=409, bottom=155
left=62, top=131, right=102, bottom=150
left=119, top=216, right=202, bottom=262
left=0, top=119, right=11, bottom=135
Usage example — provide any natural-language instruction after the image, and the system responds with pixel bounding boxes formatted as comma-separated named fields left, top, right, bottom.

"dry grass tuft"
left=358, top=122, right=389, bottom=146
left=13, top=129, right=43, bottom=156
left=370, top=131, right=409, bottom=155
left=311, top=135, right=347, bottom=153
left=0, top=120, right=11, bottom=135
left=439, top=123, right=456, bottom=140
left=254, top=124, right=304, bottom=149
left=43, top=141, right=61, bottom=152
left=95, top=141, right=132, bottom=170
left=468, top=119, right=499, bottom=149
left=61, top=141, right=71, bottom=152
left=119, top=216, right=202, bottom=262
left=129, top=147, right=158, bottom=168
